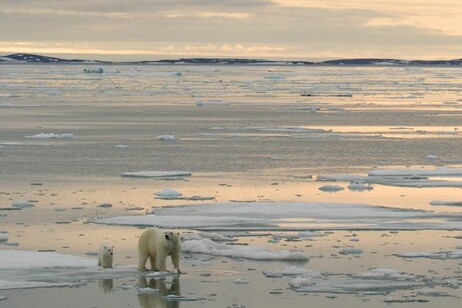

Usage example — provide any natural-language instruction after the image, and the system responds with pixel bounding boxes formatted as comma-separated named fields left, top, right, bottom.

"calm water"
left=1, top=64, right=462, bottom=307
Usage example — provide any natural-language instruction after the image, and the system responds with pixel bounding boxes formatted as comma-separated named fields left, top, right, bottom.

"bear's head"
left=103, top=244, right=114, bottom=256
left=164, top=231, right=181, bottom=248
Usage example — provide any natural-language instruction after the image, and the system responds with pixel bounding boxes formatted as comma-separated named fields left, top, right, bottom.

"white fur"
left=138, top=228, right=181, bottom=272
left=98, top=243, right=114, bottom=269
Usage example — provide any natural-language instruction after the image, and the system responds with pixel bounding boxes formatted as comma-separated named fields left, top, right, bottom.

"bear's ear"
left=165, top=234, right=170, bottom=240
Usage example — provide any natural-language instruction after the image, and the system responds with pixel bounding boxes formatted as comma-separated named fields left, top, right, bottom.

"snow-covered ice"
left=156, top=135, right=175, bottom=141
left=318, top=185, right=344, bottom=192
left=93, top=201, right=462, bottom=231
left=26, top=133, right=74, bottom=139
left=430, top=200, right=462, bottom=207
left=0, top=250, right=137, bottom=290
left=154, top=188, right=183, bottom=199
left=121, top=171, right=191, bottom=178
left=12, top=201, right=35, bottom=208
left=395, top=250, right=462, bottom=259
left=368, top=166, right=462, bottom=177
left=182, top=238, right=308, bottom=260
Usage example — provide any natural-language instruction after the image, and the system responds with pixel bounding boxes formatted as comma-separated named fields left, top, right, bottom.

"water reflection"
left=98, top=278, right=113, bottom=293
left=138, top=276, right=181, bottom=308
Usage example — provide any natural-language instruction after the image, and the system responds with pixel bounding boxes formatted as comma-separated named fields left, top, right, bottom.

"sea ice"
left=318, top=185, right=344, bottom=192
left=12, top=201, right=35, bottom=208
left=84, top=67, right=104, bottom=73
left=430, top=200, right=462, bottom=207
left=368, top=166, right=462, bottom=177
left=0, top=232, right=8, bottom=242
left=339, top=248, right=363, bottom=255
left=154, top=188, right=183, bottom=199
left=121, top=171, right=191, bottom=178
left=263, top=266, right=321, bottom=278
left=347, top=182, right=373, bottom=191
left=0, top=250, right=95, bottom=269
left=26, top=133, right=74, bottom=139
left=394, top=250, right=462, bottom=259
left=93, top=201, right=462, bottom=231
left=156, top=135, right=175, bottom=141
left=182, top=239, right=308, bottom=260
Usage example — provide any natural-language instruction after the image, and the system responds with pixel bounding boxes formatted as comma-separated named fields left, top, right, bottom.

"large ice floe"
left=318, top=166, right=462, bottom=188
left=266, top=266, right=457, bottom=298
left=0, top=250, right=137, bottom=290
left=92, top=201, right=462, bottom=231
left=182, top=239, right=307, bottom=260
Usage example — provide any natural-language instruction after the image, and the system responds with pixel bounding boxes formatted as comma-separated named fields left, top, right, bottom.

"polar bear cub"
left=138, top=228, right=182, bottom=273
left=98, top=243, right=114, bottom=269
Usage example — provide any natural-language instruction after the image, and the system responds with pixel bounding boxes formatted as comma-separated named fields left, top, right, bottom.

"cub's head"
left=103, top=244, right=114, bottom=256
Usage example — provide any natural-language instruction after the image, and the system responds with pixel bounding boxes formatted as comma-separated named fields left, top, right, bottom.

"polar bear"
left=98, top=243, right=114, bottom=269
left=138, top=228, right=182, bottom=273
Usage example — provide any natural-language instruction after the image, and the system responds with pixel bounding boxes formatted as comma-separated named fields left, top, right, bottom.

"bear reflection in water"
left=98, top=278, right=114, bottom=293
left=138, top=275, right=181, bottom=308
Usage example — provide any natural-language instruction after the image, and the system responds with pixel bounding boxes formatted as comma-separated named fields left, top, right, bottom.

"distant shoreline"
left=1, top=53, right=461, bottom=66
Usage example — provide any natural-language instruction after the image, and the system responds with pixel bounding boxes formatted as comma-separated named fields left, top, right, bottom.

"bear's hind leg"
left=138, top=252, right=149, bottom=271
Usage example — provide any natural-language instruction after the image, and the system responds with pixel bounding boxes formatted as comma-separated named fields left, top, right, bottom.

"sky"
left=0, top=0, right=461, bottom=60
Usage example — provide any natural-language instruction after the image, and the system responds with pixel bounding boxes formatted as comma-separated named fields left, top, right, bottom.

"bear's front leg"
left=171, top=251, right=182, bottom=273
left=156, top=251, right=168, bottom=272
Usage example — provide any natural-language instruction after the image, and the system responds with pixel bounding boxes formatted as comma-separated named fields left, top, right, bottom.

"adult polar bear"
left=138, top=228, right=182, bottom=273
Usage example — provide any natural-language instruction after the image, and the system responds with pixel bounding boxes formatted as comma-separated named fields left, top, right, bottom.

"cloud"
left=0, top=0, right=461, bottom=59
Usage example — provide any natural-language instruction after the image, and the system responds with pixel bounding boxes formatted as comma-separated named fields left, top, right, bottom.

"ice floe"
left=394, top=250, right=462, bottom=259
left=84, top=67, right=104, bottom=73
left=288, top=268, right=426, bottom=295
left=0, top=232, right=8, bottom=242
left=26, top=133, right=74, bottom=139
left=368, top=166, right=462, bottom=177
left=347, top=182, right=374, bottom=191
left=156, top=135, right=175, bottom=141
left=318, top=185, right=344, bottom=192
left=12, top=200, right=35, bottom=208
left=263, top=266, right=321, bottom=278
left=154, top=188, right=183, bottom=199
left=121, top=171, right=191, bottom=178
left=182, top=239, right=308, bottom=260
left=0, top=250, right=137, bottom=290
left=318, top=168, right=462, bottom=188
left=430, top=200, right=462, bottom=207
left=92, top=201, right=462, bottom=231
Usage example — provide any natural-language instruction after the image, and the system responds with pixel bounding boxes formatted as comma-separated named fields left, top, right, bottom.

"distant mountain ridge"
left=1, top=53, right=461, bottom=66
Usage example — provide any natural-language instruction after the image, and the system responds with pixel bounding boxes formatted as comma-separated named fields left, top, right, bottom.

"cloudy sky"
left=1, top=0, right=461, bottom=60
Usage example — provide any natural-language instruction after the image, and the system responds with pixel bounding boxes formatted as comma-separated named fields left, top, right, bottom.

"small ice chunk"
left=425, top=155, right=439, bottom=160
left=98, top=203, right=113, bottom=208
left=289, top=277, right=314, bottom=288
left=347, top=183, right=373, bottom=192
left=171, top=71, right=182, bottom=76
left=0, top=232, right=8, bottom=242
left=121, top=171, right=191, bottom=178
left=156, top=135, right=175, bottom=141
left=339, top=248, right=363, bottom=255
left=233, top=279, right=249, bottom=284
left=319, top=185, right=344, bottom=192
left=12, top=201, right=35, bottom=209
left=114, top=144, right=128, bottom=148
left=26, top=133, right=74, bottom=139
left=84, top=67, right=104, bottom=73
left=137, top=287, right=159, bottom=294
left=155, top=188, right=183, bottom=199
